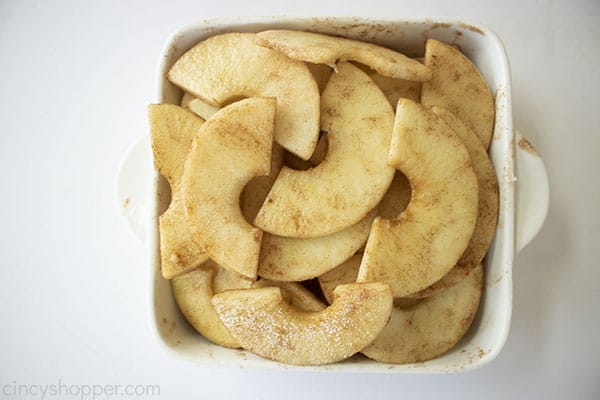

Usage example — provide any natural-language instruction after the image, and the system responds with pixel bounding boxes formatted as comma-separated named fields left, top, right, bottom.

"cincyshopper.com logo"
left=2, top=380, right=160, bottom=399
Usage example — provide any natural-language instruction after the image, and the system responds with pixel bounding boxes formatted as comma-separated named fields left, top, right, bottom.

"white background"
left=1, top=0, right=599, bottom=399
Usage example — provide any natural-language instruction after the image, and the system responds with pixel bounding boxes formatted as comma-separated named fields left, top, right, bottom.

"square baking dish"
left=117, top=16, right=549, bottom=373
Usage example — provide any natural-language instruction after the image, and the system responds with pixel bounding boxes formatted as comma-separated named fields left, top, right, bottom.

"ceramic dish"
left=116, top=16, right=549, bottom=373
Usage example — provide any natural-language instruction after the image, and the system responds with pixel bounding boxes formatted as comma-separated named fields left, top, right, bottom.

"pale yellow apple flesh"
left=258, top=209, right=376, bottom=282
left=212, top=282, right=392, bottom=365
left=168, top=33, right=319, bottom=160
left=369, top=72, right=422, bottom=106
left=181, top=97, right=275, bottom=280
left=188, top=98, right=220, bottom=120
left=148, top=104, right=209, bottom=279
left=255, top=30, right=431, bottom=82
left=317, top=254, right=362, bottom=304
left=254, top=62, right=395, bottom=238
left=171, top=260, right=251, bottom=348
left=361, top=264, right=483, bottom=364
left=357, top=99, right=479, bottom=297
left=420, top=39, right=495, bottom=149
left=412, top=107, right=498, bottom=298
left=180, top=92, right=195, bottom=108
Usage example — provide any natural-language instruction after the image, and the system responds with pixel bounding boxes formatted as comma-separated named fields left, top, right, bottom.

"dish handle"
left=514, top=130, right=549, bottom=253
left=116, top=135, right=153, bottom=242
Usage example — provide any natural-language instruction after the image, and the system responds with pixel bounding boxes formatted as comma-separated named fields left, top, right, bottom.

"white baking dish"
left=116, top=16, right=549, bottom=373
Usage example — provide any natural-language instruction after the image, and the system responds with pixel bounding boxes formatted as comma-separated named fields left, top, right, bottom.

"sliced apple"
left=212, top=282, right=392, bottom=365
left=251, top=280, right=326, bottom=312
left=361, top=263, right=483, bottom=364
left=148, top=104, right=209, bottom=279
left=182, top=97, right=275, bottom=280
left=369, top=72, right=422, bottom=106
left=357, top=99, right=479, bottom=297
left=318, top=254, right=362, bottom=304
left=180, top=92, right=195, bottom=108
left=420, top=39, right=495, bottom=148
left=255, top=30, right=431, bottom=82
left=171, top=260, right=251, bottom=348
left=168, top=33, right=319, bottom=159
left=412, top=106, right=499, bottom=298
left=258, top=208, right=376, bottom=282
left=254, top=62, right=395, bottom=238
left=188, top=98, right=220, bottom=121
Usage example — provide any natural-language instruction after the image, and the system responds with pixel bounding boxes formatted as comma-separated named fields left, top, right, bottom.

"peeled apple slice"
left=412, top=106, right=498, bottom=298
left=168, top=33, right=319, bottom=159
left=172, top=260, right=251, bottom=348
left=357, top=99, right=479, bottom=297
left=181, top=97, right=275, bottom=280
left=148, top=104, right=209, bottom=279
left=362, top=264, right=483, bottom=364
left=255, top=30, right=431, bottom=82
left=420, top=39, right=495, bottom=149
left=212, top=282, right=392, bottom=365
left=254, top=62, right=395, bottom=238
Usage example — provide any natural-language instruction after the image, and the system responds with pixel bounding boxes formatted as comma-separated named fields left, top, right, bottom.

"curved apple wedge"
left=420, top=39, right=495, bottom=149
left=318, top=254, right=362, bottom=304
left=172, top=260, right=251, bottom=348
left=182, top=97, right=276, bottom=280
left=212, top=282, right=393, bottom=366
left=148, top=104, right=209, bottom=279
left=255, top=30, right=431, bottom=82
left=254, top=62, right=395, bottom=238
left=412, top=107, right=498, bottom=298
left=361, top=264, right=483, bottom=364
left=168, top=33, right=319, bottom=160
left=357, top=99, right=479, bottom=297
left=258, top=209, right=376, bottom=282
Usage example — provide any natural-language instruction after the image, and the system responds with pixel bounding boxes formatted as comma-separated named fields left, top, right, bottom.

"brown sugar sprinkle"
left=518, top=136, right=539, bottom=156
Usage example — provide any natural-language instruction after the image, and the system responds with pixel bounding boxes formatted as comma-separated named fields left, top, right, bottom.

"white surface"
left=0, top=0, right=598, bottom=399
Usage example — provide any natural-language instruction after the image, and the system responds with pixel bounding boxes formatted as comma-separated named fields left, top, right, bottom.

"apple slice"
left=369, top=72, right=422, bottom=106
left=357, top=99, right=478, bottom=297
left=318, top=254, right=362, bottom=304
left=251, top=280, right=326, bottom=312
left=212, top=282, right=392, bottom=365
left=254, top=62, right=395, bottom=238
left=258, top=209, right=376, bottom=282
left=172, top=260, right=251, bottom=348
left=420, top=39, right=495, bottom=149
left=168, top=33, right=319, bottom=160
left=180, top=92, right=195, bottom=108
left=188, top=98, right=219, bottom=121
left=255, top=30, right=431, bottom=82
left=182, top=97, right=275, bottom=280
left=361, top=264, right=483, bottom=364
left=148, top=104, right=209, bottom=279
left=412, top=106, right=499, bottom=298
